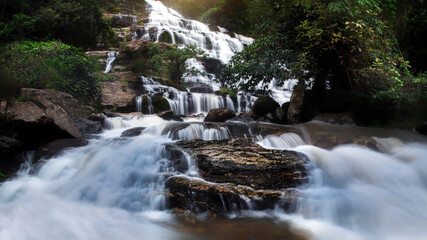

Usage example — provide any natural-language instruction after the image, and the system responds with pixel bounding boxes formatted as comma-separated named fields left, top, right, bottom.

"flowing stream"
left=0, top=116, right=426, bottom=240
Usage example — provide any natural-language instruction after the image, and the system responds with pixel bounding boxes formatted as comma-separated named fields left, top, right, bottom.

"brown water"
left=174, top=217, right=309, bottom=240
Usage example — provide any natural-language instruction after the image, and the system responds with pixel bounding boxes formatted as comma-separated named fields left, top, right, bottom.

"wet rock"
left=34, top=138, right=88, bottom=162
left=0, top=135, right=20, bottom=153
left=7, top=88, right=98, bottom=138
left=415, top=123, right=427, bottom=135
left=312, top=135, right=378, bottom=150
left=189, top=86, right=214, bottom=93
left=312, top=113, right=356, bottom=125
left=232, top=111, right=255, bottom=123
left=111, top=14, right=138, bottom=27
left=248, top=122, right=299, bottom=137
left=73, top=118, right=103, bottom=136
left=288, top=85, right=305, bottom=124
left=252, top=96, right=280, bottom=116
left=121, top=127, right=146, bottom=137
left=104, top=112, right=123, bottom=118
left=274, top=107, right=287, bottom=124
left=200, top=58, right=222, bottom=75
left=168, top=138, right=308, bottom=189
left=204, top=108, right=236, bottom=122
left=101, top=82, right=136, bottom=112
left=152, top=97, right=171, bottom=113
left=157, top=110, right=183, bottom=121
left=172, top=116, right=184, bottom=122
left=206, top=122, right=252, bottom=139
left=165, top=176, right=298, bottom=214
left=157, top=110, right=175, bottom=120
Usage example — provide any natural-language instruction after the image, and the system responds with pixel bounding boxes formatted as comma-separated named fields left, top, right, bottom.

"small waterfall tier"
left=138, top=77, right=257, bottom=115
left=104, top=52, right=118, bottom=73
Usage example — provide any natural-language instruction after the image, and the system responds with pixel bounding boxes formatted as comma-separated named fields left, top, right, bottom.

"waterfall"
left=257, top=132, right=306, bottom=149
left=136, top=96, right=142, bottom=113
left=139, top=0, right=253, bottom=93
left=142, top=0, right=252, bottom=64
left=104, top=52, right=118, bottom=74
left=141, top=76, right=235, bottom=115
left=133, top=0, right=298, bottom=110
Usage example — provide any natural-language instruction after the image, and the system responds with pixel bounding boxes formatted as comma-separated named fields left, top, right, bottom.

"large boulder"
left=120, top=127, right=146, bottom=137
left=7, top=88, right=100, bottom=138
left=157, top=110, right=183, bottom=121
left=166, top=176, right=297, bottom=215
left=204, top=108, right=236, bottom=122
left=200, top=58, right=222, bottom=75
left=110, top=14, right=138, bottom=27
left=287, top=85, right=305, bottom=124
left=166, top=138, right=308, bottom=189
left=34, top=139, right=88, bottom=162
left=252, top=96, right=280, bottom=116
left=152, top=97, right=171, bottom=113
left=101, top=81, right=136, bottom=112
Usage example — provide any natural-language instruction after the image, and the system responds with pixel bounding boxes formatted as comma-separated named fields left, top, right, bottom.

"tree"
left=161, top=46, right=207, bottom=88
left=222, top=0, right=411, bottom=101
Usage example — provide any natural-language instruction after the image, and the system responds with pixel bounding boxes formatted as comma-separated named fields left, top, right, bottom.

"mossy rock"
left=159, top=31, right=173, bottom=43
left=152, top=97, right=170, bottom=113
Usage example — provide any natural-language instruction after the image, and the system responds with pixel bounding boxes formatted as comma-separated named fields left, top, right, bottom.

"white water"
left=139, top=76, right=255, bottom=115
left=257, top=134, right=427, bottom=240
left=1, top=115, right=427, bottom=240
left=142, top=0, right=252, bottom=64
left=104, top=52, right=118, bottom=74
left=138, top=0, right=296, bottom=109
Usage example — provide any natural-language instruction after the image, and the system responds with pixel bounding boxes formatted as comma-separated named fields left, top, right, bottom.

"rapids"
left=0, top=116, right=426, bottom=240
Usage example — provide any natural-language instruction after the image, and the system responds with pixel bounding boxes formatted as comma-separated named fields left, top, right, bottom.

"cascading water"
left=135, top=0, right=295, bottom=112
left=256, top=132, right=427, bottom=240
left=1, top=113, right=426, bottom=239
left=139, top=76, right=252, bottom=115
left=104, top=52, right=118, bottom=74
left=141, top=0, right=252, bottom=64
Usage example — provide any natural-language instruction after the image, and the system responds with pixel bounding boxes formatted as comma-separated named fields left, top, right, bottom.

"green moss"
left=215, top=88, right=237, bottom=97
left=142, top=94, right=149, bottom=114
left=152, top=97, right=170, bottom=113
left=158, top=31, right=173, bottom=43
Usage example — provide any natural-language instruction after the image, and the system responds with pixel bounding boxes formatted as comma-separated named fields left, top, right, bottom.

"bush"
left=0, top=41, right=101, bottom=105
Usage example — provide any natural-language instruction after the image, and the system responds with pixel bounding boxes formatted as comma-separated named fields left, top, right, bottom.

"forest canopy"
left=0, top=0, right=115, bottom=49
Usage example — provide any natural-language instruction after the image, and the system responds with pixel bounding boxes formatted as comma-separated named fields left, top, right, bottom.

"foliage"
left=0, top=69, right=21, bottom=114
left=216, top=88, right=237, bottom=98
left=222, top=0, right=415, bottom=99
left=0, top=41, right=101, bottom=105
left=0, top=0, right=115, bottom=49
left=160, top=46, right=207, bottom=87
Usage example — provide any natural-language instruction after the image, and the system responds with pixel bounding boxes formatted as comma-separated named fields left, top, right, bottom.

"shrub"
left=0, top=41, right=101, bottom=105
